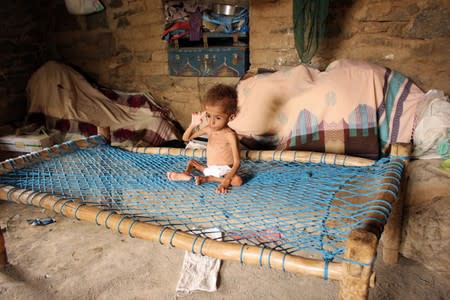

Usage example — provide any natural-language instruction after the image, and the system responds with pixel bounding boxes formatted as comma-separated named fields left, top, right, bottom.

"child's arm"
left=218, top=131, right=241, bottom=192
left=182, top=112, right=208, bottom=142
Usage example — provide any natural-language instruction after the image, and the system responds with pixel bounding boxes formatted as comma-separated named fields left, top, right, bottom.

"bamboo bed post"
left=381, top=143, right=411, bottom=265
left=0, top=226, right=7, bottom=268
left=380, top=176, right=406, bottom=265
left=339, top=229, right=377, bottom=300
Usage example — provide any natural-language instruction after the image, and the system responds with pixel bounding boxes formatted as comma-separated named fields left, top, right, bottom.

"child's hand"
left=216, top=178, right=231, bottom=194
left=191, top=111, right=205, bottom=127
left=215, top=184, right=229, bottom=194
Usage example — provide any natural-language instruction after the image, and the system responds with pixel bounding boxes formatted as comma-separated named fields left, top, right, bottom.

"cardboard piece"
left=0, top=131, right=62, bottom=153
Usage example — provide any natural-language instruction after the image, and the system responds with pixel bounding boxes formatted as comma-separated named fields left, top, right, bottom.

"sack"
left=64, top=0, right=104, bottom=15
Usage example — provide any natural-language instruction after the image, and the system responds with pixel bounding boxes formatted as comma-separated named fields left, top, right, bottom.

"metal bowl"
left=213, top=3, right=245, bottom=16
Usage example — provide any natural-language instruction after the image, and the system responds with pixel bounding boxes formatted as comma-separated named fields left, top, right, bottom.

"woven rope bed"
left=0, top=135, right=409, bottom=299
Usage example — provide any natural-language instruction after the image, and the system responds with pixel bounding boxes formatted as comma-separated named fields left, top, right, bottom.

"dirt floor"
left=1, top=201, right=449, bottom=300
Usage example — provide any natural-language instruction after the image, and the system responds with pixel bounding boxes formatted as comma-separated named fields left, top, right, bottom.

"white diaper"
left=203, top=165, right=231, bottom=178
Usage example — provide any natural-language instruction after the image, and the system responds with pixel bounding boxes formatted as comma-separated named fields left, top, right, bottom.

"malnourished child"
left=167, top=84, right=243, bottom=193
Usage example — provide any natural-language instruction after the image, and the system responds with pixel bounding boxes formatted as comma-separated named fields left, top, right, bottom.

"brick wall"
left=249, top=0, right=449, bottom=97
left=0, top=0, right=52, bottom=125
left=2, top=0, right=449, bottom=129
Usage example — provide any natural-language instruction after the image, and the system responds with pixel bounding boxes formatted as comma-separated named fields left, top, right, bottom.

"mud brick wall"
left=0, top=0, right=52, bottom=125
left=1, top=0, right=449, bottom=128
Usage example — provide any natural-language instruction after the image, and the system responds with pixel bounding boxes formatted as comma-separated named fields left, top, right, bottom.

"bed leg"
left=339, top=229, right=377, bottom=300
left=0, top=226, right=7, bottom=268
left=381, top=143, right=410, bottom=265
left=381, top=183, right=405, bottom=265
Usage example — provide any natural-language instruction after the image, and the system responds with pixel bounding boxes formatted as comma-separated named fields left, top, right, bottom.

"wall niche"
left=162, top=1, right=249, bottom=77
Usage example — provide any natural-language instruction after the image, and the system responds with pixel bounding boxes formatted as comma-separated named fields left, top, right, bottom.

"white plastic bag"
left=64, top=0, right=104, bottom=15
left=412, top=89, right=450, bottom=159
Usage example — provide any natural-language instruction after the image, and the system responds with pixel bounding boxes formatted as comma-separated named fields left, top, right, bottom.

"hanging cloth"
left=189, top=8, right=202, bottom=41
left=293, top=0, right=329, bottom=64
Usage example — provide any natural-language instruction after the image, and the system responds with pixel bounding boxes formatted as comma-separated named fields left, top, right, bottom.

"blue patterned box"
left=168, top=46, right=248, bottom=77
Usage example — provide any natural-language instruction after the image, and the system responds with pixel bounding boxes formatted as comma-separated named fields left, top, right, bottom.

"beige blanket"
left=26, top=61, right=180, bottom=146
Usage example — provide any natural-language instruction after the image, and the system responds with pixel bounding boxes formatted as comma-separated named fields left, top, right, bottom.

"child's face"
left=204, top=104, right=234, bottom=131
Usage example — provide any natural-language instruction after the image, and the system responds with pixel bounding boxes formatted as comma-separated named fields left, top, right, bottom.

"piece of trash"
left=27, top=217, right=56, bottom=226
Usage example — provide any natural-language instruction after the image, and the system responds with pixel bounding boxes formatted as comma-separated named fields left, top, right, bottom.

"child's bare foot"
left=194, top=176, right=207, bottom=185
left=167, top=172, right=191, bottom=181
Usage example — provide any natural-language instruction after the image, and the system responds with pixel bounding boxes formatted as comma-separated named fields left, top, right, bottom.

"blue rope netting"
left=0, top=140, right=404, bottom=264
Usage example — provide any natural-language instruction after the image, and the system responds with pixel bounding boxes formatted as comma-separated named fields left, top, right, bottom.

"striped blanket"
left=229, top=59, right=424, bottom=159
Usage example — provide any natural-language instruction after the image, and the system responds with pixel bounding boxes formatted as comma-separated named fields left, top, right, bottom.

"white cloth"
left=64, top=0, right=104, bottom=15
left=412, top=89, right=450, bottom=159
left=175, top=229, right=222, bottom=297
left=185, top=140, right=207, bottom=150
left=203, top=165, right=231, bottom=178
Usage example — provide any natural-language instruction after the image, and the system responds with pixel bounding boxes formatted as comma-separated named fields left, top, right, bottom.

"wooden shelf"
left=171, top=31, right=248, bottom=49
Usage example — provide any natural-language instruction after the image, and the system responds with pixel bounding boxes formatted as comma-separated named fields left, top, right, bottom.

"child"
left=167, top=84, right=243, bottom=194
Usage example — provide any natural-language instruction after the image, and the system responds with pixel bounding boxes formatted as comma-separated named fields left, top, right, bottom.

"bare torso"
left=207, top=128, right=236, bottom=166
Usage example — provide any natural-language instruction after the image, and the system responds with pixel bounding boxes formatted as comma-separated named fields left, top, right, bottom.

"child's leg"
left=230, top=175, right=243, bottom=187
left=167, top=160, right=205, bottom=181
left=195, top=174, right=243, bottom=186
left=194, top=175, right=219, bottom=185
left=185, top=160, right=205, bottom=174
left=167, top=172, right=191, bottom=181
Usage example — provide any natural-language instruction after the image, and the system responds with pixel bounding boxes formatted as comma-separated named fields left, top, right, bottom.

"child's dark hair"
left=203, top=84, right=238, bottom=115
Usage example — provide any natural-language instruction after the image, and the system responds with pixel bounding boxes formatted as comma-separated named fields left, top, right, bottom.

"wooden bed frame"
left=0, top=137, right=410, bottom=300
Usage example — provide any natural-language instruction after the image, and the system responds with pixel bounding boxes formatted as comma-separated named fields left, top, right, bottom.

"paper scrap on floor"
left=175, top=228, right=222, bottom=297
